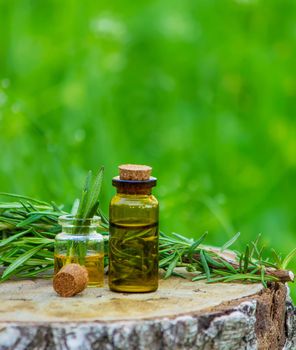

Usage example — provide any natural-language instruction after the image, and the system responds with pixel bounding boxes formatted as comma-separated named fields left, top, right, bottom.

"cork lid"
left=119, top=164, right=152, bottom=181
left=53, top=263, right=88, bottom=297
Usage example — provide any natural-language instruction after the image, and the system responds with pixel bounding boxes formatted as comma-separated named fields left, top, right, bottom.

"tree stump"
left=0, top=276, right=295, bottom=350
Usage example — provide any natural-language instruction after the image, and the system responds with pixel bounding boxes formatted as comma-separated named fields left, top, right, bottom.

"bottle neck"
left=58, top=215, right=100, bottom=235
left=112, top=177, right=157, bottom=195
left=62, top=226, right=98, bottom=235
left=116, top=184, right=152, bottom=195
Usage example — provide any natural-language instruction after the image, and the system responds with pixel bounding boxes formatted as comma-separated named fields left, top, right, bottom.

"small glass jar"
left=109, top=174, right=159, bottom=293
left=54, top=215, right=104, bottom=287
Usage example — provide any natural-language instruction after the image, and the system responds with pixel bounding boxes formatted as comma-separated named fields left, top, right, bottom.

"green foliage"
left=221, top=232, right=240, bottom=252
left=1, top=195, right=293, bottom=287
left=75, top=167, right=104, bottom=220
left=0, top=0, right=295, bottom=297
left=282, top=248, right=296, bottom=270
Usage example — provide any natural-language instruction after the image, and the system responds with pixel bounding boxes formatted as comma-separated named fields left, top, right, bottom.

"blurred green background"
left=0, top=0, right=295, bottom=297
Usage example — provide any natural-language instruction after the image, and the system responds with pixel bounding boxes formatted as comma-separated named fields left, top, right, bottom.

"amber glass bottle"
left=109, top=164, right=159, bottom=292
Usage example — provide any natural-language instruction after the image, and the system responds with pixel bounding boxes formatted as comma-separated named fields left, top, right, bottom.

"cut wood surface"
left=0, top=275, right=295, bottom=350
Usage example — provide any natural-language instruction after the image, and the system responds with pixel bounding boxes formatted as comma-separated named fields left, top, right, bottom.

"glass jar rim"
left=58, top=215, right=101, bottom=227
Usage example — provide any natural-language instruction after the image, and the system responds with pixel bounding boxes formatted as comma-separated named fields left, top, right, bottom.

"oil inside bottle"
left=109, top=221, right=158, bottom=292
left=54, top=253, right=104, bottom=287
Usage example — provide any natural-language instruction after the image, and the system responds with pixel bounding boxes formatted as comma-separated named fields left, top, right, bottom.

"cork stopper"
left=53, top=263, right=88, bottom=297
left=119, top=164, right=152, bottom=181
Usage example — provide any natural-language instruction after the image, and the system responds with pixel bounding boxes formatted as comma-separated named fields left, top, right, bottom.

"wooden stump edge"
left=0, top=283, right=295, bottom=350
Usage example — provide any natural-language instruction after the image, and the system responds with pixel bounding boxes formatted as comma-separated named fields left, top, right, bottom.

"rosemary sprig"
left=0, top=192, right=295, bottom=286
left=66, top=167, right=104, bottom=264
left=75, top=167, right=104, bottom=221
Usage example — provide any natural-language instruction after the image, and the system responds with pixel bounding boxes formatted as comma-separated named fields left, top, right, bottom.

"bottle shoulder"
left=110, top=193, right=159, bottom=207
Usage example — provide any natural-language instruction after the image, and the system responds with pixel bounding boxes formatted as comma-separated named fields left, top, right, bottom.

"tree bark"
left=0, top=277, right=294, bottom=350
